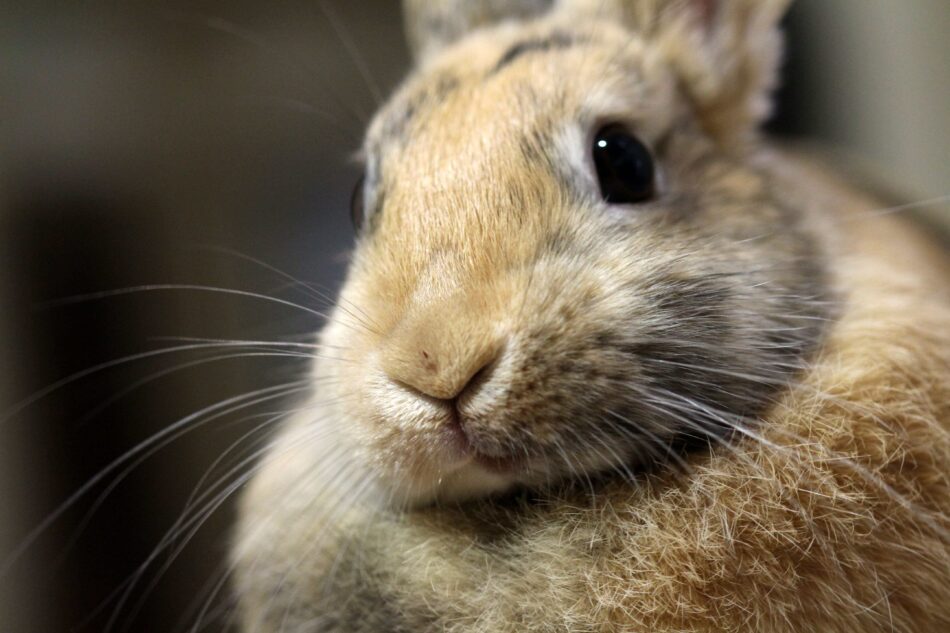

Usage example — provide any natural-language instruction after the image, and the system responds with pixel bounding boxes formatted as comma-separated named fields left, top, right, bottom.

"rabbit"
left=231, top=0, right=950, bottom=631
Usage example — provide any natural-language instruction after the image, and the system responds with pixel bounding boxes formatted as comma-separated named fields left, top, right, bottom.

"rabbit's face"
left=318, top=17, right=829, bottom=506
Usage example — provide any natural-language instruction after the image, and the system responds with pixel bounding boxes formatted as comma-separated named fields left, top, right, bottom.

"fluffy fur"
left=232, top=1, right=950, bottom=631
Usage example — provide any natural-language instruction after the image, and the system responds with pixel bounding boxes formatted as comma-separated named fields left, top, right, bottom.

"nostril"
left=392, top=359, right=491, bottom=403
left=450, top=353, right=500, bottom=401
left=458, top=359, right=494, bottom=400
left=384, top=347, right=500, bottom=403
left=420, top=349, right=437, bottom=372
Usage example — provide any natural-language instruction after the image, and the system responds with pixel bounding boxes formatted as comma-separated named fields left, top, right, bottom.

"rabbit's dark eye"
left=592, top=124, right=655, bottom=204
left=350, top=174, right=365, bottom=231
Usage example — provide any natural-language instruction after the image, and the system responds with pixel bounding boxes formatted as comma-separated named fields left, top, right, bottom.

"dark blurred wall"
left=789, top=0, right=949, bottom=205
left=0, top=2, right=947, bottom=633
left=1, top=2, right=408, bottom=632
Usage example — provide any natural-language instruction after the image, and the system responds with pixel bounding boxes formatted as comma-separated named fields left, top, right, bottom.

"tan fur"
left=232, top=1, right=950, bottom=631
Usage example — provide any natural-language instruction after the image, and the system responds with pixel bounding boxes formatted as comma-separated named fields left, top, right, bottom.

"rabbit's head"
left=314, top=0, right=828, bottom=506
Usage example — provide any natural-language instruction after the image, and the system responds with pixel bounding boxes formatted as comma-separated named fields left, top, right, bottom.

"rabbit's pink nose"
left=386, top=347, right=496, bottom=401
left=379, top=305, right=502, bottom=402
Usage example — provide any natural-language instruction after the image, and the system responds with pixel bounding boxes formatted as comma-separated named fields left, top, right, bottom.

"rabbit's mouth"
left=443, top=416, right=530, bottom=476
left=473, top=453, right=527, bottom=475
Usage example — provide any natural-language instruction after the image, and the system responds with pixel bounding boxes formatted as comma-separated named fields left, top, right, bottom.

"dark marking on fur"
left=380, top=75, right=459, bottom=144
left=430, top=74, right=460, bottom=103
left=518, top=128, right=546, bottom=166
left=491, top=32, right=583, bottom=74
left=542, top=227, right=575, bottom=257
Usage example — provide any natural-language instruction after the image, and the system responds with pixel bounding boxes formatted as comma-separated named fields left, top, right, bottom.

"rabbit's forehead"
left=371, top=21, right=671, bottom=150
left=365, top=22, right=675, bottom=209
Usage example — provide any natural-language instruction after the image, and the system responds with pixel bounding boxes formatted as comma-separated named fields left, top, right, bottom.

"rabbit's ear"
left=403, top=0, right=555, bottom=62
left=565, top=0, right=792, bottom=145
left=660, top=0, right=792, bottom=144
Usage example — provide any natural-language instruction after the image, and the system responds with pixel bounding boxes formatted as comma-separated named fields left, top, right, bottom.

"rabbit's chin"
left=376, top=426, right=554, bottom=507
left=380, top=458, right=521, bottom=509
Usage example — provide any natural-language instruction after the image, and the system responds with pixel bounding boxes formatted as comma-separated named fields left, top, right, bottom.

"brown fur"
left=232, top=1, right=950, bottom=631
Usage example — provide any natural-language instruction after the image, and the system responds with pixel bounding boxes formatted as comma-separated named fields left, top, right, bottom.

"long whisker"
left=234, top=94, right=358, bottom=135
left=42, top=284, right=328, bottom=319
left=39, top=282, right=378, bottom=340
left=63, top=379, right=329, bottom=570
left=0, top=380, right=312, bottom=580
left=190, top=246, right=383, bottom=334
left=72, top=351, right=316, bottom=428
left=316, top=1, right=385, bottom=106
left=109, top=410, right=349, bottom=633
left=843, top=193, right=950, bottom=221
left=0, top=341, right=312, bottom=429
left=154, top=8, right=367, bottom=131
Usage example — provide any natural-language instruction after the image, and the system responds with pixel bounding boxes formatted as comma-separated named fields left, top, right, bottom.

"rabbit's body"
left=232, top=1, right=950, bottom=631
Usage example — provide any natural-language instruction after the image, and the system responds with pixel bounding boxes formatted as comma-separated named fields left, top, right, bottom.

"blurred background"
left=0, top=1, right=947, bottom=632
